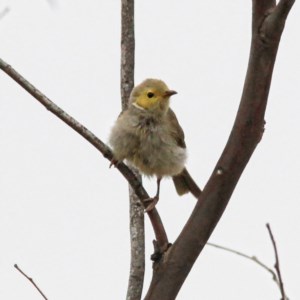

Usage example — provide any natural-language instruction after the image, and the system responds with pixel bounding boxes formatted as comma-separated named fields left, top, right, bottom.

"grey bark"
left=121, top=1, right=146, bottom=300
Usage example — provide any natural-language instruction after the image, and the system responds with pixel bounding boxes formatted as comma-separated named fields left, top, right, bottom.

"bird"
left=109, top=79, right=201, bottom=211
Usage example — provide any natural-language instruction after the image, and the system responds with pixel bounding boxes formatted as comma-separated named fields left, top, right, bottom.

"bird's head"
left=129, top=79, right=177, bottom=114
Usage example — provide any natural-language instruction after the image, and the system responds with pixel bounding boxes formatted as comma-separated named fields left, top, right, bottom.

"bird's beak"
left=164, top=90, right=177, bottom=98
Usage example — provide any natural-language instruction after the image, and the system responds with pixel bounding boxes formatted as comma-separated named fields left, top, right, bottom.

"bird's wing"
left=167, top=108, right=186, bottom=148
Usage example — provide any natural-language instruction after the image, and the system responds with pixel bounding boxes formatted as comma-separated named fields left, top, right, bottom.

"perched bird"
left=109, top=79, right=201, bottom=210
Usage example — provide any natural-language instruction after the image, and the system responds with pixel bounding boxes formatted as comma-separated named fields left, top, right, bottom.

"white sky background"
left=0, top=0, right=299, bottom=299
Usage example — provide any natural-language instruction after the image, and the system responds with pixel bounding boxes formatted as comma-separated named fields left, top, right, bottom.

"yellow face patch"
left=135, top=89, right=162, bottom=110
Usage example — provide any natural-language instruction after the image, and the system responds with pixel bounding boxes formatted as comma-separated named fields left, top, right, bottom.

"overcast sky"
left=0, top=1, right=299, bottom=299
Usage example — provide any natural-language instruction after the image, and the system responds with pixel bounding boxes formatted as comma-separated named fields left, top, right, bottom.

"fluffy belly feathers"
left=131, top=129, right=186, bottom=177
left=109, top=112, right=186, bottom=177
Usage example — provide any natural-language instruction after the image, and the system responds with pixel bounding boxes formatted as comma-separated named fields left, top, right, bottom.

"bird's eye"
left=147, top=92, right=154, bottom=98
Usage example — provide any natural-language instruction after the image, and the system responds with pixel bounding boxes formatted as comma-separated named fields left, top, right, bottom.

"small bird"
left=109, top=79, right=201, bottom=210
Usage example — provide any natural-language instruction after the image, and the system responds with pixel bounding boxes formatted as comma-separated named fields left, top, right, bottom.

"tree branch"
left=207, top=242, right=282, bottom=291
left=266, top=223, right=287, bottom=300
left=0, top=57, right=168, bottom=253
left=144, top=1, right=295, bottom=298
left=14, top=264, right=48, bottom=300
left=127, top=185, right=145, bottom=300
left=121, top=0, right=135, bottom=111
left=120, top=1, right=146, bottom=299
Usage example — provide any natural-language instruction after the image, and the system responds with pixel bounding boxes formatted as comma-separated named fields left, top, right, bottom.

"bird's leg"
left=145, top=177, right=161, bottom=212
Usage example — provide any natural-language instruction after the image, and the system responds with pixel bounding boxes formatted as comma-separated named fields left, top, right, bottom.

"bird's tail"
left=172, top=167, right=202, bottom=199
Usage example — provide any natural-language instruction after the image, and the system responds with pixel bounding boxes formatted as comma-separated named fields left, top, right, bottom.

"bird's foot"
left=109, top=158, right=119, bottom=168
left=144, top=196, right=159, bottom=212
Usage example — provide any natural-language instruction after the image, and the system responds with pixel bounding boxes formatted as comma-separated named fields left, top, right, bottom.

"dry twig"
left=208, top=243, right=278, bottom=281
left=207, top=242, right=283, bottom=292
left=14, top=264, right=48, bottom=300
left=266, top=223, right=288, bottom=300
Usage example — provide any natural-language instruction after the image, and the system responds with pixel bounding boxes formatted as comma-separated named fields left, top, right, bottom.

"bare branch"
left=121, top=0, right=135, bottom=111
left=0, top=57, right=168, bottom=253
left=207, top=242, right=280, bottom=289
left=127, top=185, right=145, bottom=300
left=144, top=1, right=295, bottom=298
left=266, top=223, right=288, bottom=300
left=273, top=0, right=295, bottom=22
left=120, top=1, right=145, bottom=299
left=14, top=264, right=48, bottom=300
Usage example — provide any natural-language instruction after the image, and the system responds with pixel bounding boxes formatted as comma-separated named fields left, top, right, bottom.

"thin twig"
left=208, top=227, right=290, bottom=300
left=207, top=242, right=280, bottom=287
left=14, top=264, right=48, bottom=300
left=266, top=223, right=287, bottom=300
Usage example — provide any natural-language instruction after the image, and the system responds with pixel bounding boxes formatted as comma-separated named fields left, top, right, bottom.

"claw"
left=109, top=158, right=119, bottom=168
left=144, top=177, right=162, bottom=212
left=144, top=196, right=159, bottom=212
